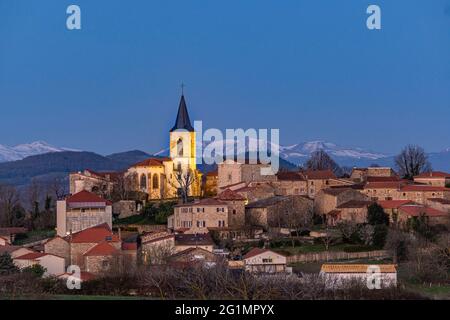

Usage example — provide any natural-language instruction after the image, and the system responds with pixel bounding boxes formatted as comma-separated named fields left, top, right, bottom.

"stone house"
left=168, top=247, right=218, bottom=267
left=141, top=234, right=176, bottom=265
left=320, top=264, right=397, bottom=289
left=69, top=169, right=118, bottom=198
left=174, top=233, right=215, bottom=253
left=314, top=187, right=369, bottom=217
left=397, top=185, right=450, bottom=204
left=274, top=172, right=308, bottom=196
left=413, top=171, right=450, bottom=187
left=168, top=198, right=229, bottom=234
left=56, top=190, right=113, bottom=237
left=350, top=167, right=397, bottom=183
left=203, top=170, right=218, bottom=196
left=378, top=200, right=414, bottom=224
left=245, top=195, right=313, bottom=230
left=397, top=204, right=449, bottom=227
left=243, top=248, right=288, bottom=274
left=363, top=181, right=409, bottom=201
left=302, top=170, right=354, bottom=198
left=216, top=188, right=247, bottom=229
left=328, top=200, right=374, bottom=225
left=45, top=223, right=135, bottom=275
left=426, top=198, right=450, bottom=214
left=233, top=183, right=277, bottom=203
left=218, top=160, right=277, bottom=191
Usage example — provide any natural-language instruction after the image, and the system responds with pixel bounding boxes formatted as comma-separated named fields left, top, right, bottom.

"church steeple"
left=170, top=94, right=194, bottom=132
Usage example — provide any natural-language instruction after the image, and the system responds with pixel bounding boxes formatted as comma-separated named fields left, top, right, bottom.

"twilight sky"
left=0, top=0, right=449, bottom=155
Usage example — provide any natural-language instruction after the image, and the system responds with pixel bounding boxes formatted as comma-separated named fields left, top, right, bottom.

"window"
left=197, top=208, right=200, bottom=213
left=216, top=208, right=220, bottom=212
left=102, top=260, right=110, bottom=268
left=152, top=174, right=159, bottom=189
left=233, top=209, right=236, bottom=215
left=177, top=138, right=183, bottom=157
left=262, top=258, right=273, bottom=263
left=140, top=174, right=147, bottom=190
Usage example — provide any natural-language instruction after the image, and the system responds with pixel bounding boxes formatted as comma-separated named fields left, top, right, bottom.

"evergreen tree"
left=0, top=252, right=19, bottom=275
left=367, top=203, right=389, bottom=226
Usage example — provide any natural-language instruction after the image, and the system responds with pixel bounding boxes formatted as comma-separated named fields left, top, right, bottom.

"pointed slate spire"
left=171, top=94, right=194, bottom=132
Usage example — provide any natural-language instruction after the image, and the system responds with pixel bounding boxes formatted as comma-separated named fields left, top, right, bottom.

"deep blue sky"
left=1, top=0, right=449, bottom=155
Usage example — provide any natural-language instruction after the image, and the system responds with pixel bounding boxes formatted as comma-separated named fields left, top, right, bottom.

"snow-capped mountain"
left=0, top=141, right=79, bottom=162
left=279, top=141, right=387, bottom=163
left=153, top=139, right=388, bottom=166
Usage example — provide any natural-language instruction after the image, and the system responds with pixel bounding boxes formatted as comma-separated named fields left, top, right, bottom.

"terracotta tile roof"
left=66, top=190, right=112, bottom=206
left=276, top=171, right=305, bottom=181
left=378, top=200, right=414, bottom=209
left=169, top=247, right=213, bottom=259
left=366, top=176, right=400, bottom=182
left=303, top=170, right=336, bottom=180
left=321, top=264, right=397, bottom=273
left=400, top=185, right=450, bottom=192
left=130, top=157, right=171, bottom=168
left=0, top=245, right=31, bottom=255
left=246, top=196, right=291, bottom=208
left=14, top=252, right=47, bottom=260
left=336, top=200, right=373, bottom=209
left=175, top=198, right=226, bottom=207
left=398, top=205, right=447, bottom=217
left=414, top=171, right=450, bottom=179
left=69, top=223, right=120, bottom=243
left=217, top=189, right=246, bottom=201
left=175, top=233, right=214, bottom=246
left=141, top=234, right=174, bottom=245
left=84, top=241, right=119, bottom=256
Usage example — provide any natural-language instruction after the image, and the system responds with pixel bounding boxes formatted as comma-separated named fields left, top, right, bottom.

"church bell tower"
left=169, top=94, right=197, bottom=173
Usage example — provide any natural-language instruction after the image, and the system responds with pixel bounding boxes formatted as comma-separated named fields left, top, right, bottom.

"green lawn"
left=13, top=229, right=56, bottom=245
left=272, top=243, right=376, bottom=256
left=113, top=214, right=155, bottom=225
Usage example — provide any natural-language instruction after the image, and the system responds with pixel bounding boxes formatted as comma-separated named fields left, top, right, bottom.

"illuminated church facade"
left=126, top=94, right=202, bottom=199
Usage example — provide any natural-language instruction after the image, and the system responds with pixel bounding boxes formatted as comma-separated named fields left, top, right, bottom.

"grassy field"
left=13, top=229, right=56, bottom=245
left=272, top=243, right=376, bottom=256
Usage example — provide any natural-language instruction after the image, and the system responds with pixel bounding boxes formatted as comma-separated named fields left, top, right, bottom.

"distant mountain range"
left=0, top=141, right=78, bottom=162
left=0, top=141, right=448, bottom=188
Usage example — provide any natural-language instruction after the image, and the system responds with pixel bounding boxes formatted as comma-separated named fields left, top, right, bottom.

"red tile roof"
left=217, top=189, right=246, bottom=201
left=69, top=223, right=120, bottom=243
left=303, top=170, right=336, bottom=180
left=414, top=171, right=450, bottom=179
left=378, top=200, right=414, bottom=209
left=276, top=171, right=305, bottom=181
left=398, top=205, right=447, bottom=217
left=400, top=185, right=450, bottom=192
left=84, top=241, right=119, bottom=256
left=141, top=234, right=174, bottom=245
left=366, top=176, right=400, bottom=183
left=14, top=252, right=47, bottom=260
left=66, top=190, right=112, bottom=205
left=130, top=157, right=171, bottom=168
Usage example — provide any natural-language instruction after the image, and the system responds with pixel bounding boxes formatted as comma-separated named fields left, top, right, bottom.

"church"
left=126, top=94, right=202, bottom=199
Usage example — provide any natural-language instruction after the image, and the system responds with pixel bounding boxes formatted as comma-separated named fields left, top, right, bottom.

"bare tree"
left=0, top=184, right=20, bottom=227
left=305, top=150, right=342, bottom=176
left=359, top=224, right=374, bottom=246
left=395, top=144, right=432, bottom=180
left=170, top=168, right=197, bottom=203
left=337, top=221, right=358, bottom=242
left=113, top=172, right=137, bottom=201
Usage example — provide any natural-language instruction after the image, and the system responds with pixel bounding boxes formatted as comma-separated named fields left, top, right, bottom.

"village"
left=0, top=94, right=449, bottom=299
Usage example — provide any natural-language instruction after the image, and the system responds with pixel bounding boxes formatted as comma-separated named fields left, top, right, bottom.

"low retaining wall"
left=287, top=250, right=390, bottom=264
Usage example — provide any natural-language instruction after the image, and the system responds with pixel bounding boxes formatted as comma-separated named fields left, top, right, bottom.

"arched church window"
left=177, top=138, right=183, bottom=157
left=152, top=174, right=159, bottom=189
left=140, top=174, right=147, bottom=190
